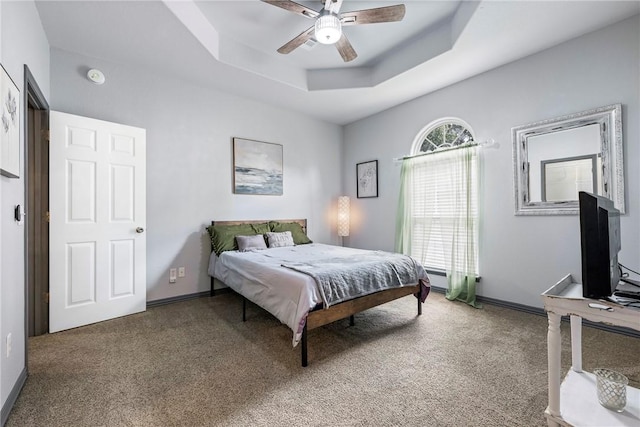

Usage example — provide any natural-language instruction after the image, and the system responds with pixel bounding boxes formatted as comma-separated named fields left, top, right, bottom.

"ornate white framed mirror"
left=512, top=104, right=624, bottom=215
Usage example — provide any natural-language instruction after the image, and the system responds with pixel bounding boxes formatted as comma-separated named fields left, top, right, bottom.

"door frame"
left=23, top=65, right=49, bottom=360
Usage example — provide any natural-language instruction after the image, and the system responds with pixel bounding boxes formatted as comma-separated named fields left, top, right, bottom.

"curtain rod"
left=393, top=138, right=497, bottom=162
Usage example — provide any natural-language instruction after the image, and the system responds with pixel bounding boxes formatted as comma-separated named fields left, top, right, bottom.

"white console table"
left=542, top=274, right=640, bottom=426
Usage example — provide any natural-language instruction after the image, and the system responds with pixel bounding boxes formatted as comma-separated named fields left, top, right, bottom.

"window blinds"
left=407, top=148, right=479, bottom=273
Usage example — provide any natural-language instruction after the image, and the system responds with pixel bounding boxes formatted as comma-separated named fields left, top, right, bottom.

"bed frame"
left=209, top=219, right=422, bottom=367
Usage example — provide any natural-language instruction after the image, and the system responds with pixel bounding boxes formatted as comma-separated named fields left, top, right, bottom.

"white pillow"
left=265, top=231, right=294, bottom=248
left=236, top=234, right=267, bottom=252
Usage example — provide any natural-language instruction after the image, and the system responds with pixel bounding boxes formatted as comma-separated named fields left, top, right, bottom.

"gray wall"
left=50, top=48, right=343, bottom=302
left=0, top=0, right=50, bottom=410
left=1, top=3, right=637, bottom=418
left=343, top=16, right=640, bottom=308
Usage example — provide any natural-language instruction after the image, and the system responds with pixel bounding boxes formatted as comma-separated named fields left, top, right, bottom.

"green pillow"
left=268, top=221, right=312, bottom=245
left=207, top=222, right=270, bottom=256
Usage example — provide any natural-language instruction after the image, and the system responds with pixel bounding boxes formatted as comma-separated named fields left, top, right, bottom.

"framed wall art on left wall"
left=1, top=63, right=20, bottom=178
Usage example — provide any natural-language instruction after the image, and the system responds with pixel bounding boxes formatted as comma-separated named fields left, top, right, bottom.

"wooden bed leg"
left=417, top=296, right=422, bottom=316
left=349, top=315, right=355, bottom=326
left=210, top=277, right=215, bottom=297
left=242, top=297, right=247, bottom=322
left=301, top=323, right=308, bottom=367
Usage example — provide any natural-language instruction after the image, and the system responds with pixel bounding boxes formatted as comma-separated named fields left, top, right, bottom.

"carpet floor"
left=6, top=291, right=640, bottom=426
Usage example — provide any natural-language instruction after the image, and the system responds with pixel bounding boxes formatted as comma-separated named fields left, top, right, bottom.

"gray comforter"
left=282, top=250, right=423, bottom=307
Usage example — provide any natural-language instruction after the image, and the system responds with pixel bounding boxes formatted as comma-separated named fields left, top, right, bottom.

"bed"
left=207, top=219, right=430, bottom=366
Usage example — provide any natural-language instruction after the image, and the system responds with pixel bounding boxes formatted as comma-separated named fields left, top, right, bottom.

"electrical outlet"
left=178, top=267, right=185, bottom=278
left=169, top=268, right=177, bottom=284
left=6, top=333, right=12, bottom=358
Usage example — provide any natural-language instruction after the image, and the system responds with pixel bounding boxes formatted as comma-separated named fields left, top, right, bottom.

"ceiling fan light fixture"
left=315, top=12, right=342, bottom=45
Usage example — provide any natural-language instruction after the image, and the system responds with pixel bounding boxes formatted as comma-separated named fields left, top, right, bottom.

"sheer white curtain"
left=396, top=146, right=480, bottom=307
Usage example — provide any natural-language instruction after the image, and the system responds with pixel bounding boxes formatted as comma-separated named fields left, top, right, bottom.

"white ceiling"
left=195, top=1, right=462, bottom=69
left=35, top=0, right=640, bottom=125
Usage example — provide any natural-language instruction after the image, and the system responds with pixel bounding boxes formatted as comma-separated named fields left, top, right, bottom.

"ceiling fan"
left=262, top=0, right=406, bottom=62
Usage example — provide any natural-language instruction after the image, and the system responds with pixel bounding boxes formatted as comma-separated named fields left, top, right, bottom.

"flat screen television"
left=579, top=191, right=621, bottom=299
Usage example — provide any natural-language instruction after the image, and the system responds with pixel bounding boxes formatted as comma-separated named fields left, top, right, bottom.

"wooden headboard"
left=210, top=219, right=307, bottom=233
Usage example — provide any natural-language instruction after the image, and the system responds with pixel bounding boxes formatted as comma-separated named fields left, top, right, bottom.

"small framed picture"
left=356, top=160, right=378, bottom=198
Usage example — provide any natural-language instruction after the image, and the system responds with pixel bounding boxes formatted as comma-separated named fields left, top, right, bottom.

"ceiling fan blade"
left=341, top=4, right=406, bottom=26
left=335, top=34, right=357, bottom=62
left=277, top=26, right=315, bottom=54
left=324, top=0, right=344, bottom=14
left=262, top=0, right=319, bottom=19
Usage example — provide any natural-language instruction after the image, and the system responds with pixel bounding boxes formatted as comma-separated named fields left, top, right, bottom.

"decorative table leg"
left=547, top=312, right=562, bottom=423
left=570, top=315, right=582, bottom=373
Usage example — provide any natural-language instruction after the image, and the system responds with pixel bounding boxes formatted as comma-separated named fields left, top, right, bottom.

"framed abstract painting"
left=233, top=137, right=283, bottom=195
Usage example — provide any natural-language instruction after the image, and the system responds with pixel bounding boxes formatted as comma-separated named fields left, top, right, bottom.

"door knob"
left=136, top=227, right=144, bottom=233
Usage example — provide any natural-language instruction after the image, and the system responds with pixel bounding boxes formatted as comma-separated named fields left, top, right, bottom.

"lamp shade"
left=337, top=196, right=350, bottom=237
left=315, top=12, right=342, bottom=45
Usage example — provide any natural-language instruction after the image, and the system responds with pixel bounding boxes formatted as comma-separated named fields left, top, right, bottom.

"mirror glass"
left=512, top=104, right=624, bottom=215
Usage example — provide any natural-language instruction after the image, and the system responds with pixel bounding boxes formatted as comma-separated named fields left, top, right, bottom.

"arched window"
left=397, top=118, right=480, bottom=306
left=411, top=118, right=475, bottom=154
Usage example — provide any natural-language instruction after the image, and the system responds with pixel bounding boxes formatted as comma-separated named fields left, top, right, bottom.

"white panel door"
left=49, top=111, right=146, bottom=332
